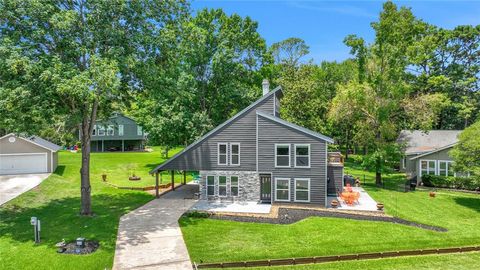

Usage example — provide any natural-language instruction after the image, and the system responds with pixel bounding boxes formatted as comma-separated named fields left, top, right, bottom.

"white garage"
left=0, top=134, right=61, bottom=175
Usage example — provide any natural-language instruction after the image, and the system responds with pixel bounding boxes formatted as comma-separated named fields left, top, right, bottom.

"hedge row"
left=422, top=174, right=480, bottom=191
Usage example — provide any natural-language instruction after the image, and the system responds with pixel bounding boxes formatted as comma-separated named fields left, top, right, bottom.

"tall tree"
left=0, top=0, right=189, bottom=215
left=450, top=120, right=480, bottom=177
left=270, top=37, right=310, bottom=68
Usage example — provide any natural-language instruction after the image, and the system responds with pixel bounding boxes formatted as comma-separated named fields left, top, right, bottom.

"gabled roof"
left=0, top=133, right=62, bottom=152
left=149, top=86, right=283, bottom=173
left=398, top=130, right=461, bottom=155
left=256, top=111, right=334, bottom=144
left=409, top=143, right=457, bottom=160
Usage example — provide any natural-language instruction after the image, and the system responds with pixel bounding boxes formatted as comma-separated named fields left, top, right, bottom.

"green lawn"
left=180, top=156, right=480, bottom=265
left=0, top=147, right=180, bottom=270
left=212, top=252, right=480, bottom=270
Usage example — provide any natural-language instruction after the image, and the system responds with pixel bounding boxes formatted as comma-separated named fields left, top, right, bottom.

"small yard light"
left=30, top=217, right=41, bottom=243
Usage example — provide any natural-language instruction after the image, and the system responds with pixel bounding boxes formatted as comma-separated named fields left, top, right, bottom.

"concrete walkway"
left=113, top=183, right=199, bottom=270
left=0, top=174, right=50, bottom=206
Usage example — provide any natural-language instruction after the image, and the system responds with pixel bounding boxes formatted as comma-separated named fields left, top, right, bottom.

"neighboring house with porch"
left=398, top=130, right=462, bottom=183
left=150, top=80, right=344, bottom=207
left=85, top=113, right=147, bottom=152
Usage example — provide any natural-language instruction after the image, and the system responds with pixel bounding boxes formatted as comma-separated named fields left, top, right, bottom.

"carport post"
left=155, top=172, right=159, bottom=198
left=171, top=170, right=175, bottom=191
left=183, top=171, right=186, bottom=185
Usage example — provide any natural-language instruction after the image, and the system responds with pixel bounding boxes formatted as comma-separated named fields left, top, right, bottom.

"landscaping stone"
left=58, top=240, right=99, bottom=255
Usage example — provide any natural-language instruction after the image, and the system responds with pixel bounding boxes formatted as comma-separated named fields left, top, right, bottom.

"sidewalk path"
left=113, top=183, right=199, bottom=270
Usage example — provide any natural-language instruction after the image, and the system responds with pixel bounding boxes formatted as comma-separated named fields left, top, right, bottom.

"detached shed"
left=0, top=133, right=61, bottom=175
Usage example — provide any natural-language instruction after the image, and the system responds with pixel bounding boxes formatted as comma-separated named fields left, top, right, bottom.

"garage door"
left=0, top=153, right=48, bottom=175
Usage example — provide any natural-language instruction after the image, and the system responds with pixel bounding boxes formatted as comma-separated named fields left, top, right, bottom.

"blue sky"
left=191, top=0, right=480, bottom=63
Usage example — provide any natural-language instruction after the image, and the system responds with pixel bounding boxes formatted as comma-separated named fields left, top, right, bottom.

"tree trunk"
left=79, top=101, right=98, bottom=216
left=375, top=172, right=382, bottom=186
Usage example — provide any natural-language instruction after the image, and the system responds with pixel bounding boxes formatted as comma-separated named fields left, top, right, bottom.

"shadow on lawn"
left=54, top=165, right=66, bottom=176
left=454, top=197, right=480, bottom=213
left=0, top=192, right=152, bottom=251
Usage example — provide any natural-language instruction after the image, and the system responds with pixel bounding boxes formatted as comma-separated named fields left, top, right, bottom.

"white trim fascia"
left=274, top=177, right=290, bottom=202
left=273, top=93, right=276, bottom=115
left=150, top=86, right=283, bottom=174
left=256, top=111, right=334, bottom=144
left=0, top=152, right=48, bottom=173
left=275, top=143, right=291, bottom=168
left=294, top=144, right=311, bottom=168
left=294, top=178, right=310, bottom=202
left=410, top=143, right=457, bottom=160
left=217, top=143, right=228, bottom=166
left=229, top=143, right=241, bottom=166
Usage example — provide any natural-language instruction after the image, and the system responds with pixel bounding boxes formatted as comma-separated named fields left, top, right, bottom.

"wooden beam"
left=155, top=172, right=159, bottom=198
left=171, top=170, right=175, bottom=191
left=183, top=170, right=186, bottom=185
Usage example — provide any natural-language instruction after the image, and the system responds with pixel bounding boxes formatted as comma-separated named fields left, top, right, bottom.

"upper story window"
left=275, top=144, right=290, bottom=167
left=137, top=126, right=143, bottom=136
left=98, top=126, right=106, bottom=136
left=92, top=125, right=97, bottom=136
left=118, top=125, right=124, bottom=136
left=295, top=144, right=310, bottom=168
left=230, top=143, right=240, bottom=166
left=218, top=143, right=228, bottom=165
left=107, top=125, right=114, bottom=136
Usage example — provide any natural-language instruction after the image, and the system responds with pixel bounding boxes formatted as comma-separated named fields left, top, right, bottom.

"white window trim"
left=402, top=157, right=406, bottom=169
left=92, top=125, right=97, bottom=136
left=206, top=175, right=215, bottom=196
left=218, top=175, right=227, bottom=197
left=275, top=144, right=290, bottom=168
left=98, top=126, right=106, bottom=136
left=230, top=175, right=239, bottom=197
left=438, top=160, right=455, bottom=177
left=275, top=178, right=290, bottom=202
left=107, top=125, right=115, bottom=136
left=294, top=178, right=310, bottom=202
left=230, top=143, right=241, bottom=166
left=217, top=143, right=228, bottom=165
left=137, top=126, right=143, bottom=136
left=419, top=159, right=437, bottom=178
left=118, top=124, right=124, bottom=136
left=294, top=144, right=310, bottom=168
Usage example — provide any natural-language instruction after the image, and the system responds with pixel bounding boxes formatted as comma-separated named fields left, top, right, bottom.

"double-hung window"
left=218, top=143, right=228, bottom=165
left=230, top=143, right=240, bottom=166
left=275, top=144, right=290, bottom=167
left=98, top=126, right=106, bottom=136
left=294, top=178, right=310, bottom=202
left=137, top=126, right=143, bottom=136
left=230, top=176, right=239, bottom=196
left=118, top=125, right=124, bottom=136
left=92, top=125, right=97, bottom=136
left=420, top=160, right=436, bottom=176
left=438, top=161, right=454, bottom=176
left=107, top=125, right=114, bottom=136
left=295, top=144, right=310, bottom=168
left=207, top=176, right=215, bottom=196
left=275, top=178, right=290, bottom=201
left=218, top=176, right=227, bottom=196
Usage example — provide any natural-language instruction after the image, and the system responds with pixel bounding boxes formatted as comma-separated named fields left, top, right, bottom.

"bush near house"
left=422, top=175, right=480, bottom=191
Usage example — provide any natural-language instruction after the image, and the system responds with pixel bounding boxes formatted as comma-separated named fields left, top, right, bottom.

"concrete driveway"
left=0, top=174, right=50, bottom=206
left=113, top=183, right=199, bottom=270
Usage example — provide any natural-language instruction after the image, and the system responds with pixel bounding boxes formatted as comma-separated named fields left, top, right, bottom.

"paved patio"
left=113, top=183, right=199, bottom=270
left=191, top=200, right=272, bottom=214
left=327, top=187, right=379, bottom=211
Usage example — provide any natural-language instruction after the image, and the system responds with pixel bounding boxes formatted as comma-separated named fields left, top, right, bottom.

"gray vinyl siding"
left=274, top=92, right=281, bottom=117
left=91, top=114, right=145, bottom=141
left=257, top=116, right=327, bottom=205
left=413, top=147, right=454, bottom=177
left=0, top=134, right=54, bottom=173
left=52, top=152, right=58, bottom=173
left=159, top=95, right=276, bottom=171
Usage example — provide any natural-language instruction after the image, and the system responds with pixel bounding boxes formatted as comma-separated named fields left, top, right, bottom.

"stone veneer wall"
left=199, top=170, right=260, bottom=201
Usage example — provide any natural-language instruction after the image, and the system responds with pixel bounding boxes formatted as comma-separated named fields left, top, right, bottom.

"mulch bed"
left=203, top=208, right=447, bottom=232
left=57, top=240, right=99, bottom=255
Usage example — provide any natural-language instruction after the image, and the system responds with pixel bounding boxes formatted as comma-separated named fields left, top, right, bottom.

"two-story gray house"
left=150, top=81, right=344, bottom=206
left=87, top=113, right=147, bottom=152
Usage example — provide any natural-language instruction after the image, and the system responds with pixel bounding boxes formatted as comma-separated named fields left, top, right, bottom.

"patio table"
left=340, top=191, right=360, bottom=205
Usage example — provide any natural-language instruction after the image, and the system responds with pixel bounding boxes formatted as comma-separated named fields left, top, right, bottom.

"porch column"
left=171, top=170, right=175, bottom=191
left=183, top=170, right=186, bottom=185
left=122, top=140, right=124, bottom=152
left=155, top=172, right=159, bottom=198
left=102, top=140, right=104, bottom=152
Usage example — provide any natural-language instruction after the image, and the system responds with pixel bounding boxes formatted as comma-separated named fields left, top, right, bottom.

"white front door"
left=0, top=153, right=48, bottom=175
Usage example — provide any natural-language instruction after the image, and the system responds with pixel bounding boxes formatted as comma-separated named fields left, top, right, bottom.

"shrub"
left=422, top=174, right=480, bottom=190
left=184, top=211, right=210, bottom=218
